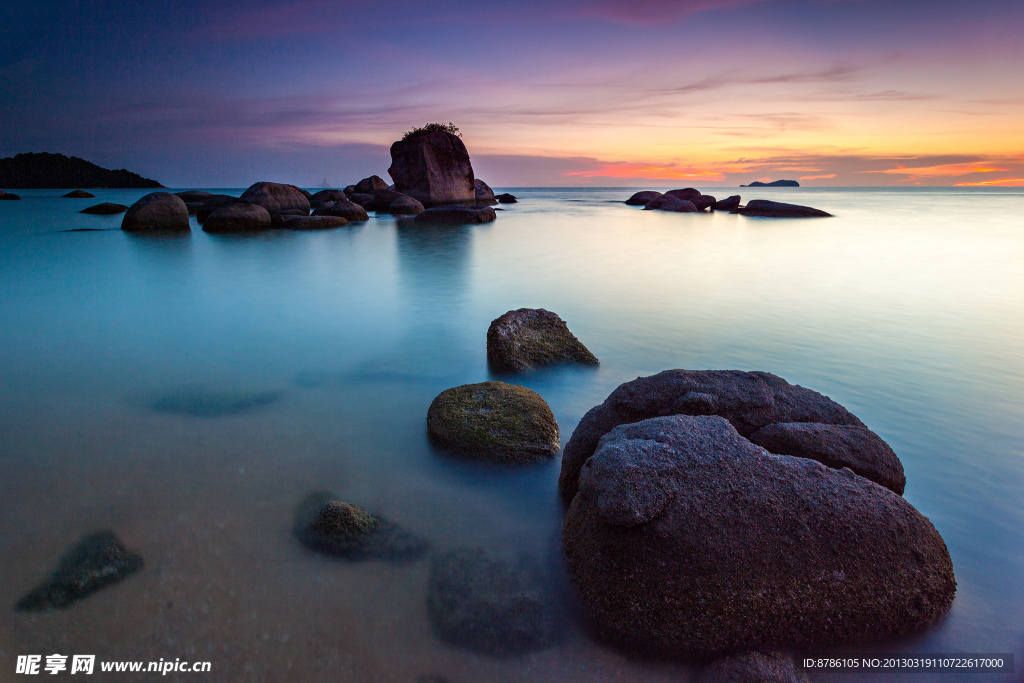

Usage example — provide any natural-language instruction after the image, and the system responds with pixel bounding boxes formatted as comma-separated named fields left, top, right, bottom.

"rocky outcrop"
left=644, top=195, right=698, bottom=212
left=388, top=130, right=476, bottom=207
left=312, top=198, right=369, bottom=222
left=496, top=193, right=517, bottom=204
left=713, top=195, right=741, bottom=211
left=62, top=189, right=95, bottom=198
left=559, top=369, right=904, bottom=501
left=428, top=548, right=558, bottom=656
left=625, top=190, right=662, bottom=206
left=294, top=491, right=429, bottom=562
left=80, top=202, right=128, bottom=215
left=16, top=532, right=143, bottom=611
left=475, top=179, right=497, bottom=206
left=487, top=308, right=598, bottom=372
left=280, top=215, right=349, bottom=230
left=195, top=194, right=239, bottom=223
left=239, top=182, right=310, bottom=217
left=414, top=205, right=496, bottom=225
left=354, top=175, right=389, bottom=195
left=665, top=188, right=701, bottom=201
left=201, top=202, right=271, bottom=233
left=427, top=381, right=559, bottom=464
left=739, top=200, right=831, bottom=217
left=563, top=414, right=956, bottom=655
left=120, top=192, right=190, bottom=233
left=698, top=652, right=808, bottom=683
left=0, top=190, right=21, bottom=200
left=388, top=195, right=425, bottom=216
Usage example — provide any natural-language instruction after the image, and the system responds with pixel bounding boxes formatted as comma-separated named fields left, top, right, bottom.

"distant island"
left=0, top=152, right=163, bottom=189
left=740, top=179, right=799, bottom=187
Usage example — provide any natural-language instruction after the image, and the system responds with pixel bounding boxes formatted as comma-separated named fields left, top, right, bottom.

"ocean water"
left=0, top=187, right=1022, bottom=681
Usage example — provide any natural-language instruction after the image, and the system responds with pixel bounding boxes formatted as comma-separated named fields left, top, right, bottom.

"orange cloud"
left=954, top=178, right=1024, bottom=187
left=799, top=173, right=836, bottom=180
left=862, top=162, right=1010, bottom=177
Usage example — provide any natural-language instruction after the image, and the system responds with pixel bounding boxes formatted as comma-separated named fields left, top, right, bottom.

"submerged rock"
left=293, top=491, right=428, bottom=562
left=80, top=202, right=128, bottom=215
left=625, top=190, right=662, bottom=206
left=563, top=414, right=956, bottom=655
left=202, top=202, right=271, bottom=233
left=559, top=369, right=903, bottom=500
left=239, top=182, right=310, bottom=216
left=427, top=381, right=559, bottom=464
left=62, top=189, right=95, bottom=198
left=312, top=198, right=369, bottom=222
left=16, top=531, right=143, bottom=611
left=739, top=199, right=831, bottom=217
left=388, top=130, right=476, bottom=207
left=121, top=192, right=190, bottom=233
left=151, top=388, right=281, bottom=417
left=475, top=179, right=497, bottom=206
left=280, top=215, right=349, bottom=230
left=414, top=205, right=496, bottom=225
left=487, top=308, right=598, bottom=372
left=697, top=652, right=809, bottom=683
left=496, top=193, right=517, bottom=204
left=428, top=547, right=558, bottom=657
left=712, top=195, right=741, bottom=211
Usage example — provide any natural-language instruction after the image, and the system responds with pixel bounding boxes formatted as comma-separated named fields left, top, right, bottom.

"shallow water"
left=0, top=187, right=1022, bottom=681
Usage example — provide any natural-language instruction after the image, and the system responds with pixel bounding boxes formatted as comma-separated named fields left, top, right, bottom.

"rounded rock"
left=625, top=190, right=662, bottom=206
left=239, top=181, right=310, bottom=215
left=487, top=308, right=598, bottom=372
left=121, top=192, right=190, bottom=233
left=201, top=202, right=271, bottom=233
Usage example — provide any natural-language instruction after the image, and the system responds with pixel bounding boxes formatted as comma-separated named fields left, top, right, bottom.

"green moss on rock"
left=426, top=381, right=560, bottom=463
left=487, top=308, right=598, bottom=372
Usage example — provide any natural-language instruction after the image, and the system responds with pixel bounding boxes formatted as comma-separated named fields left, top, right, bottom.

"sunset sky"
left=2, top=0, right=1022, bottom=187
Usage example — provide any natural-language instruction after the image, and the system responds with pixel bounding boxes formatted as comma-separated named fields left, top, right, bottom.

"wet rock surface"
left=427, top=381, right=559, bottom=463
left=563, top=414, right=956, bottom=655
left=293, top=491, right=428, bottom=562
left=202, top=202, right=271, bottom=233
left=312, top=198, right=369, bottom=222
left=487, top=308, right=598, bottom=372
left=739, top=199, right=832, bottom=217
left=388, top=195, right=426, bottom=215
left=427, top=547, right=558, bottom=657
left=239, top=182, right=310, bottom=216
left=475, top=179, right=497, bottom=206
left=625, top=190, right=662, bottom=205
left=16, top=531, right=144, bottom=611
left=713, top=195, right=741, bottom=211
left=81, top=202, right=128, bottom=215
left=121, top=192, right=190, bottom=233
left=151, top=388, right=281, bottom=417
left=559, top=369, right=898, bottom=500
left=414, top=205, right=496, bottom=225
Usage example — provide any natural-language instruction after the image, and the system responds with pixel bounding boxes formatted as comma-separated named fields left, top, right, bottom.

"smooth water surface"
left=1, top=187, right=1022, bottom=681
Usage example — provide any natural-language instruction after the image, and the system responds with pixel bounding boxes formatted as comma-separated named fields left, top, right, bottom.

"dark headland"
left=0, top=152, right=162, bottom=189
left=740, top=179, right=800, bottom=187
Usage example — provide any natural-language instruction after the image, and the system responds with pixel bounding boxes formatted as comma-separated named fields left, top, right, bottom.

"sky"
left=2, top=0, right=1022, bottom=187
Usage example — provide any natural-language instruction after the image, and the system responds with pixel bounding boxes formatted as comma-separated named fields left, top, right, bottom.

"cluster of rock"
left=559, top=369, right=956, bottom=656
left=626, top=188, right=831, bottom=217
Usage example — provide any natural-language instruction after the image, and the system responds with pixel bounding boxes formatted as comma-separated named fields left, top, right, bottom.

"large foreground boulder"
left=294, top=491, right=428, bottom=562
left=428, top=547, right=558, bottom=656
left=121, top=192, right=190, bottom=233
left=560, top=369, right=905, bottom=500
left=312, top=199, right=369, bottom=222
left=415, top=205, right=496, bottom=225
left=625, top=190, right=662, bottom=206
left=239, top=182, right=310, bottom=216
left=487, top=308, right=598, bottom=372
left=201, top=202, right=271, bottom=233
left=81, top=202, right=128, bottom=215
left=16, top=531, right=144, bottom=611
left=739, top=199, right=832, bottom=217
left=563, top=414, right=956, bottom=655
left=388, top=130, right=476, bottom=207
left=427, top=381, right=559, bottom=463
left=475, top=179, right=497, bottom=206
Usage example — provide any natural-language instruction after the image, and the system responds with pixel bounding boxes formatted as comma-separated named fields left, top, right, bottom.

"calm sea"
left=1, top=187, right=1022, bottom=681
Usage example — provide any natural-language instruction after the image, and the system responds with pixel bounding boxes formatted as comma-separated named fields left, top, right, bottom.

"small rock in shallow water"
left=16, top=531, right=143, bottom=611
left=80, top=202, right=128, bottom=215
left=487, top=308, right=598, bottom=372
left=151, top=389, right=281, bottom=417
left=428, top=547, right=558, bottom=657
left=293, top=491, right=428, bottom=562
left=121, top=192, right=190, bottom=233
left=739, top=199, right=832, bottom=217
left=496, top=193, right=517, bottom=204
left=427, top=381, right=559, bottom=463
left=712, top=195, right=741, bottom=211
left=62, top=189, right=95, bottom=198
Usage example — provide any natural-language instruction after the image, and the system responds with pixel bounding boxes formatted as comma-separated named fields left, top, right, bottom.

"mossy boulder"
left=426, top=381, right=559, bottom=463
left=487, top=308, right=598, bottom=373
left=428, top=547, right=558, bottom=657
left=293, top=491, right=429, bottom=562
left=16, top=531, right=143, bottom=611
